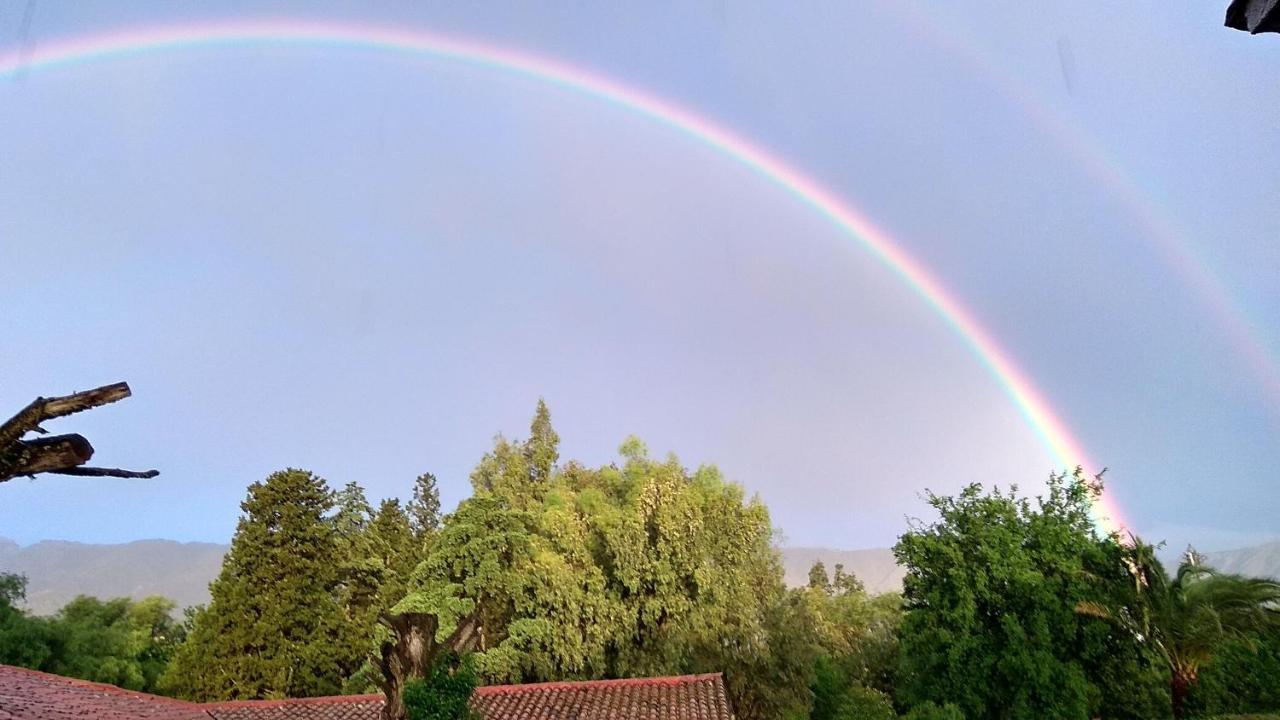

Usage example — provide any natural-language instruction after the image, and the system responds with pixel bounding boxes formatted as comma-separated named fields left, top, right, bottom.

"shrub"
left=403, top=654, right=478, bottom=720
left=903, top=701, right=965, bottom=720
left=833, top=686, right=895, bottom=720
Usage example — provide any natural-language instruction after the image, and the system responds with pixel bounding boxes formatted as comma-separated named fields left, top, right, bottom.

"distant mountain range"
left=779, top=547, right=904, bottom=594
left=2, top=537, right=1277, bottom=616
left=0, top=538, right=226, bottom=616
left=1204, top=540, right=1280, bottom=579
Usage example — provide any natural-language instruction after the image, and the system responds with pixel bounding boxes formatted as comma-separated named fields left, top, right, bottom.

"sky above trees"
left=0, top=1, right=1276, bottom=551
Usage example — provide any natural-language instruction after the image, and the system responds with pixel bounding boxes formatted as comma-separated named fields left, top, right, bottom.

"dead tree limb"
left=0, top=382, right=156, bottom=483
left=0, top=435, right=95, bottom=480
left=0, top=382, right=131, bottom=450
left=45, top=466, right=160, bottom=479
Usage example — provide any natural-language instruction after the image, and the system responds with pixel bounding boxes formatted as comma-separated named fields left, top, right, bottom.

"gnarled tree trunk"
left=373, top=611, right=479, bottom=720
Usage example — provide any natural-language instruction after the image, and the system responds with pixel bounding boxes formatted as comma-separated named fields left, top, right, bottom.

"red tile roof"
left=0, top=665, right=210, bottom=720
left=0, top=665, right=734, bottom=720
left=470, top=674, right=735, bottom=720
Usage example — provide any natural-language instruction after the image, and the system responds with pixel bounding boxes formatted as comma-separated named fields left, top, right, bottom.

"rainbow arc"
left=0, top=20, right=1128, bottom=533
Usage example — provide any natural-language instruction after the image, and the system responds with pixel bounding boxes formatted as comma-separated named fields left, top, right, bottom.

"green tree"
left=403, top=653, right=479, bottom=720
left=126, top=596, right=186, bottom=692
left=163, top=468, right=356, bottom=700
left=391, top=404, right=809, bottom=720
left=1185, top=626, right=1280, bottom=716
left=800, top=564, right=902, bottom=720
left=808, top=561, right=831, bottom=592
left=408, top=473, right=442, bottom=541
left=831, top=564, right=864, bottom=596
left=45, top=595, right=183, bottom=693
left=525, top=398, right=559, bottom=483
left=369, top=498, right=419, bottom=610
left=331, top=480, right=384, bottom=679
left=1078, top=541, right=1280, bottom=719
left=893, top=470, right=1133, bottom=719
left=0, top=573, right=56, bottom=669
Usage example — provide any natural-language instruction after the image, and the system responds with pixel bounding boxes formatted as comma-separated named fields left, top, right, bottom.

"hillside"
left=780, top=546, right=904, bottom=594
left=0, top=538, right=226, bottom=615
left=1204, top=540, right=1280, bottom=580
left=3, top=537, right=1276, bottom=615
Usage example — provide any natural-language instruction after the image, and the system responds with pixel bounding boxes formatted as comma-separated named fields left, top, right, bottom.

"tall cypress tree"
left=368, top=499, right=417, bottom=610
left=407, top=473, right=442, bottom=541
left=525, top=398, right=559, bottom=483
left=163, top=469, right=354, bottom=700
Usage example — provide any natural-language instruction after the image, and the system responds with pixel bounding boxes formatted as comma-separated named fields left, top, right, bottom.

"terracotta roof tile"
left=470, top=674, right=735, bottom=720
left=0, top=665, right=734, bottom=720
left=0, top=664, right=210, bottom=720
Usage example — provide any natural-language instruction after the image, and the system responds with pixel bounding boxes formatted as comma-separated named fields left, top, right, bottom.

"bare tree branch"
left=0, top=382, right=156, bottom=483
left=0, top=434, right=94, bottom=482
left=45, top=466, right=160, bottom=479
left=0, top=382, right=131, bottom=450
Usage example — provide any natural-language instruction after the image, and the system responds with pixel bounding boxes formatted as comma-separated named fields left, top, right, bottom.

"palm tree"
left=1078, top=539, right=1280, bottom=719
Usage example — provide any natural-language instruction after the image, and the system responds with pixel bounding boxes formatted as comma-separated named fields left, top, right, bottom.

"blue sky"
left=0, top=1, right=1276, bottom=551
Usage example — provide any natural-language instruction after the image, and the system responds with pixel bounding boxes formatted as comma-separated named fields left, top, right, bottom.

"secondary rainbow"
left=891, top=2, right=1280, bottom=413
left=0, top=20, right=1128, bottom=532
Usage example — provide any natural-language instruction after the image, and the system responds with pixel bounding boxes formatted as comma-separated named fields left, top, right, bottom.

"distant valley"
left=2, top=537, right=1277, bottom=616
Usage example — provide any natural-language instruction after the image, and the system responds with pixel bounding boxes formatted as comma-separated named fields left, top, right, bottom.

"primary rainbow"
left=0, top=19, right=1128, bottom=533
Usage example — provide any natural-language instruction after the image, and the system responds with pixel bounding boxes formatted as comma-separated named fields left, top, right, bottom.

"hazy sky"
left=1, top=2, right=1276, bottom=552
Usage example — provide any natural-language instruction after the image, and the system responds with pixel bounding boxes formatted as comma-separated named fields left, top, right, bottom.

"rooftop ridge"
left=473, top=672, right=724, bottom=696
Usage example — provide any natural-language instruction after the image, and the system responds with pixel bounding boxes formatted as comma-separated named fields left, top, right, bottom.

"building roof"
left=0, top=665, right=210, bottom=720
left=470, top=674, right=734, bottom=720
left=0, top=665, right=734, bottom=720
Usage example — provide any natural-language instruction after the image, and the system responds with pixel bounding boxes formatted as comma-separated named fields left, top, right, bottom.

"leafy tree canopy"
left=163, top=468, right=359, bottom=700
left=893, top=470, right=1143, bottom=720
left=393, top=404, right=807, bottom=720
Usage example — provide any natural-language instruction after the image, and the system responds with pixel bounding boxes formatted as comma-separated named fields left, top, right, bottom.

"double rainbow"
left=0, top=20, right=1127, bottom=533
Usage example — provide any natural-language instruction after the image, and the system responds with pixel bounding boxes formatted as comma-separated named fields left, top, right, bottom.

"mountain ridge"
left=0, top=537, right=226, bottom=615
left=3, top=537, right=1277, bottom=615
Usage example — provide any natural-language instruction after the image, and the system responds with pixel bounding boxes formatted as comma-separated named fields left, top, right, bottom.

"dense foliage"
left=403, top=653, right=479, bottom=720
left=800, top=561, right=903, bottom=720
left=1078, top=541, right=1280, bottom=718
left=396, top=405, right=810, bottom=720
left=10, top=403, right=1280, bottom=720
left=893, top=470, right=1167, bottom=719
left=1185, top=628, right=1280, bottom=717
left=162, top=469, right=364, bottom=699
left=0, top=574, right=183, bottom=693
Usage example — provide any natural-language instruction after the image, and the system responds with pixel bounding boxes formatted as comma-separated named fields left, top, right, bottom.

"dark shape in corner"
left=1226, top=0, right=1280, bottom=34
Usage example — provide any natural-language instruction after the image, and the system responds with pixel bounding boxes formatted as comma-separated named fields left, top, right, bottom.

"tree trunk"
left=374, top=612, right=480, bottom=720
left=1171, top=673, right=1191, bottom=720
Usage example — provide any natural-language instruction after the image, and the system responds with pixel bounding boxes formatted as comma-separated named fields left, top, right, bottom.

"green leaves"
left=403, top=653, right=479, bottom=720
left=386, top=402, right=803, bottom=720
left=162, top=469, right=359, bottom=701
left=894, top=470, right=1127, bottom=719
left=1088, top=538, right=1280, bottom=718
left=0, top=581, right=183, bottom=694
